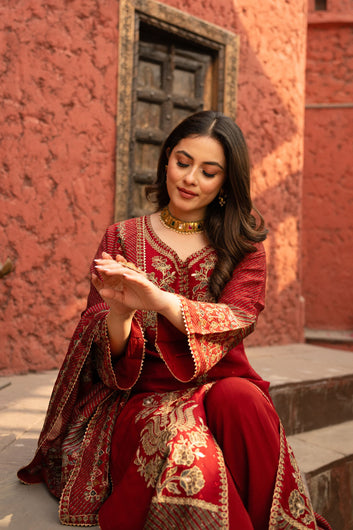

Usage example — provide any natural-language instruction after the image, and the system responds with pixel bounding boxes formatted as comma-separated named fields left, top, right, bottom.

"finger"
left=95, top=258, right=124, bottom=267
left=119, top=270, right=150, bottom=288
left=115, top=255, right=127, bottom=264
left=122, top=261, right=145, bottom=274
left=95, top=264, right=126, bottom=276
left=102, top=251, right=113, bottom=260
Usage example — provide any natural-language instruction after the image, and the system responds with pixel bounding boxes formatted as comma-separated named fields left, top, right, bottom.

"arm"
left=156, top=244, right=266, bottom=382
left=81, top=225, right=146, bottom=390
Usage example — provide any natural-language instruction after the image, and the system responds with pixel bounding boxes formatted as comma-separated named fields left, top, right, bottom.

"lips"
left=178, top=187, right=198, bottom=198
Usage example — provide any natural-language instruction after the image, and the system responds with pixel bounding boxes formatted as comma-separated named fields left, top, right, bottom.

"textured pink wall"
left=0, top=1, right=119, bottom=373
left=0, top=0, right=307, bottom=374
left=303, top=20, right=353, bottom=330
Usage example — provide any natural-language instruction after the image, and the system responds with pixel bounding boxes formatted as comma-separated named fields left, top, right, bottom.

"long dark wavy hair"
left=146, top=110, right=268, bottom=300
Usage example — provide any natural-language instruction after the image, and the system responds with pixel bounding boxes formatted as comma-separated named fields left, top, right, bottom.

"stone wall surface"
left=306, top=25, right=353, bottom=103
left=303, top=19, right=353, bottom=330
left=0, top=0, right=119, bottom=373
left=0, top=0, right=307, bottom=373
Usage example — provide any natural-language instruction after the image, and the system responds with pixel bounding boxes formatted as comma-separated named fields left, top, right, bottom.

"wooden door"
left=129, top=25, right=217, bottom=217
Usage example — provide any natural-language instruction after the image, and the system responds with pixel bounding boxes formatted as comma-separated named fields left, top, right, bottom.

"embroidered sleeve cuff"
left=176, top=295, right=257, bottom=378
left=156, top=314, right=196, bottom=383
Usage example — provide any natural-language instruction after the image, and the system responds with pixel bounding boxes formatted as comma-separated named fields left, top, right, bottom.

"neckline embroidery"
left=145, top=215, right=214, bottom=266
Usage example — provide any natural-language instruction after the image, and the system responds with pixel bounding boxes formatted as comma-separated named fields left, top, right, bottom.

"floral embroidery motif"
left=191, top=258, right=217, bottom=302
left=289, top=490, right=307, bottom=519
left=269, top=424, right=317, bottom=530
left=140, top=256, right=177, bottom=333
left=179, top=466, right=205, bottom=496
left=150, top=256, right=176, bottom=292
left=134, top=390, right=208, bottom=501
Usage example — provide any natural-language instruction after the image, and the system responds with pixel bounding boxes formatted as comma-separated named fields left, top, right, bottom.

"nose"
left=183, top=165, right=197, bottom=185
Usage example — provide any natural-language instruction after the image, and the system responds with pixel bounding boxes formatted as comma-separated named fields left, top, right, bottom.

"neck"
left=160, top=206, right=204, bottom=234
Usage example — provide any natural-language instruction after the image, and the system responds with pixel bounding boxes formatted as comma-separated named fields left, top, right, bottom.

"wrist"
left=107, top=308, right=135, bottom=325
left=106, top=309, right=135, bottom=357
left=157, top=291, right=177, bottom=315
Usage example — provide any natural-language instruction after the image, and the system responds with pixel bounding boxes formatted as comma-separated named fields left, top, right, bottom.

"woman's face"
left=166, top=135, right=226, bottom=221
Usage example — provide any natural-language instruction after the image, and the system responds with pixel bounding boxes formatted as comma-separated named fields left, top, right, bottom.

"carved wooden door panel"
left=130, top=29, right=216, bottom=217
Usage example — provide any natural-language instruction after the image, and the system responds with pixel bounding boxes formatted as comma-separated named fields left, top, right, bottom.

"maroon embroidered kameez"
left=18, top=216, right=329, bottom=529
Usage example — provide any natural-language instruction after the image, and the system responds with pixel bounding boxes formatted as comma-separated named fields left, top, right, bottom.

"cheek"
left=202, top=180, right=223, bottom=196
left=166, top=166, right=179, bottom=185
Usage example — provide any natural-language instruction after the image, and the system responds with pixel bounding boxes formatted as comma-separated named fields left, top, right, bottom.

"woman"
left=18, top=111, right=331, bottom=529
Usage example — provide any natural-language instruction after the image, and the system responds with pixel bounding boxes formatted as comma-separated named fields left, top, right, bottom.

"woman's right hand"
left=92, top=252, right=136, bottom=357
left=91, top=252, right=135, bottom=319
left=93, top=251, right=186, bottom=335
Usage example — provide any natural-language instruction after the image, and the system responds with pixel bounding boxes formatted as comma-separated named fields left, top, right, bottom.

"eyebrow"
left=175, top=150, right=224, bottom=170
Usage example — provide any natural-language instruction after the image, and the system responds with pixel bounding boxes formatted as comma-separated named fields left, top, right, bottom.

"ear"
left=166, top=147, right=171, bottom=159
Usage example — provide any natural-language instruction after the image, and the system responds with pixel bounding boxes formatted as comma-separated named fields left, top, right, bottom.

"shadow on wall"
left=233, top=14, right=303, bottom=345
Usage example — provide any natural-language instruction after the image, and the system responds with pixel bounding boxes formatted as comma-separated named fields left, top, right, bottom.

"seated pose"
left=18, top=111, right=331, bottom=529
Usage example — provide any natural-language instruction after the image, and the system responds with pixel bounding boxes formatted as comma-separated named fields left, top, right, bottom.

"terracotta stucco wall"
left=303, top=4, right=353, bottom=330
left=0, top=1, right=119, bottom=373
left=0, top=0, right=307, bottom=374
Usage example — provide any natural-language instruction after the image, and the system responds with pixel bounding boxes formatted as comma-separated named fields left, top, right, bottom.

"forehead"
left=173, top=135, right=225, bottom=162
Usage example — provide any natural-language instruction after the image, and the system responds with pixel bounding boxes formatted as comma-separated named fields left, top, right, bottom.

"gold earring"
left=218, top=190, right=227, bottom=207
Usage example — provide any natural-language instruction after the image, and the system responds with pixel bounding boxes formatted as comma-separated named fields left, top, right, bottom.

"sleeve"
left=156, top=243, right=266, bottom=382
left=83, top=224, right=145, bottom=391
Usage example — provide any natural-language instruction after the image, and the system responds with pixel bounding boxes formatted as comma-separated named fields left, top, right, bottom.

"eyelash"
left=176, top=161, right=216, bottom=178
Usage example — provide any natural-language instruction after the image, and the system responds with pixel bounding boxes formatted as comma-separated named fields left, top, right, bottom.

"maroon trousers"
left=204, top=378, right=280, bottom=529
left=100, top=377, right=280, bottom=529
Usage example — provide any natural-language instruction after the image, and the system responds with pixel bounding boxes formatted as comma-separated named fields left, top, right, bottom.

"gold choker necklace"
left=160, top=206, right=204, bottom=234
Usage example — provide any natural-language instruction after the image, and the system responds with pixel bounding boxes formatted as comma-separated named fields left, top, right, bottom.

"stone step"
left=247, top=343, right=353, bottom=435
left=287, top=420, right=353, bottom=530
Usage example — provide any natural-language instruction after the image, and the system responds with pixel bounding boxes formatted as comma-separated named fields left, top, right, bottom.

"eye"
left=177, top=161, right=189, bottom=168
left=203, top=170, right=216, bottom=178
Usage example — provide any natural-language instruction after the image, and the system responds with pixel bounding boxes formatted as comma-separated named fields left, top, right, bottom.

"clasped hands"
left=92, top=251, right=167, bottom=316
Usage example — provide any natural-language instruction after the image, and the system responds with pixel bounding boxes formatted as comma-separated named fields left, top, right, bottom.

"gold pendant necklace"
left=160, top=206, right=204, bottom=234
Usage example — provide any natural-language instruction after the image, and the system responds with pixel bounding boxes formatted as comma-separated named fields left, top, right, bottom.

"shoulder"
left=234, top=241, right=266, bottom=272
left=243, top=241, right=266, bottom=261
left=104, top=216, right=144, bottom=239
left=102, top=216, right=145, bottom=258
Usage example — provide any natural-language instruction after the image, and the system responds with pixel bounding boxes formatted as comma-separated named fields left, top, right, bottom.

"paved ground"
left=0, top=343, right=352, bottom=528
